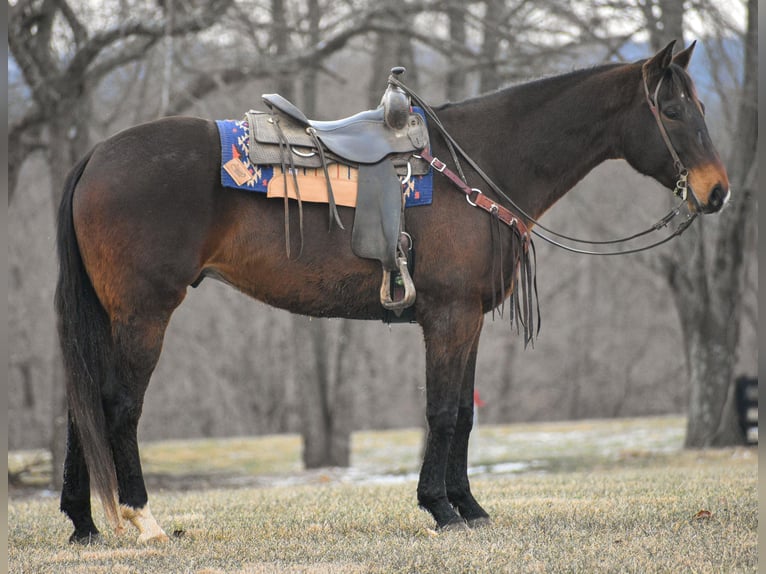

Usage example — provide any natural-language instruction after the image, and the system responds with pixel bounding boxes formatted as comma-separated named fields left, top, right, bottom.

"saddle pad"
left=215, top=117, right=433, bottom=208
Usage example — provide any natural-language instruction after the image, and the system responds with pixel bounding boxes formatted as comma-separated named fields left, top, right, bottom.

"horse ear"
left=672, top=40, right=696, bottom=70
left=642, top=40, right=676, bottom=89
left=643, top=40, right=676, bottom=73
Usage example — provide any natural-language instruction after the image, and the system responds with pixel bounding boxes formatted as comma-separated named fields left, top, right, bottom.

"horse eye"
left=663, top=107, right=681, bottom=120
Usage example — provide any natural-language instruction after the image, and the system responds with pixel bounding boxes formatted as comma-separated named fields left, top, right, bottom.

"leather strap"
left=391, top=74, right=694, bottom=255
left=642, top=71, right=689, bottom=200
left=418, top=149, right=530, bottom=237
left=418, top=150, right=539, bottom=346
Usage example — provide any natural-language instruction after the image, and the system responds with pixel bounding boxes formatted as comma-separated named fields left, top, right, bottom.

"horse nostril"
left=709, top=184, right=725, bottom=210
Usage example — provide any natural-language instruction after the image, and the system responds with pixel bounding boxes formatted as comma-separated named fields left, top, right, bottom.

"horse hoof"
left=69, top=530, right=102, bottom=545
left=467, top=516, right=491, bottom=529
left=138, top=531, right=170, bottom=544
left=438, top=518, right=469, bottom=533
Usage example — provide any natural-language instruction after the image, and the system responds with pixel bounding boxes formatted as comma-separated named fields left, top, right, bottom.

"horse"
left=55, top=41, right=729, bottom=544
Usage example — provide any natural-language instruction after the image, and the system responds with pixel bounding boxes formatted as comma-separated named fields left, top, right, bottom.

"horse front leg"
left=445, top=334, right=491, bottom=527
left=417, top=302, right=483, bottom=530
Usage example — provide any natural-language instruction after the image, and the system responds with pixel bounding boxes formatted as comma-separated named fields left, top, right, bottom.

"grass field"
left=8, top=417, right=758, bottom=573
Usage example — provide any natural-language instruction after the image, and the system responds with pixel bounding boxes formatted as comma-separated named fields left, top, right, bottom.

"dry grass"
left=8, top=418, right=758, bottom=573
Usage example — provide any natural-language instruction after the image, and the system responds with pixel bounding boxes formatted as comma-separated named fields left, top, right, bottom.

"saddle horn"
left=381, top=67, right=410, bottom=131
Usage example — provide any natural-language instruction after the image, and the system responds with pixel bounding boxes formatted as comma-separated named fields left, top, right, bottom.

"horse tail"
left=55, top=147, right=121, bottom=530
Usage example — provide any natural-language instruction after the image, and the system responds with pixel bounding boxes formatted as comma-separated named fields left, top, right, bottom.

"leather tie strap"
left=418, top=149, right=531, bottom=237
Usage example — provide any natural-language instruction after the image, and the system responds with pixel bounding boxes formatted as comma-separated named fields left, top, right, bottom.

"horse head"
left=625, top=41, right=730, bottom=214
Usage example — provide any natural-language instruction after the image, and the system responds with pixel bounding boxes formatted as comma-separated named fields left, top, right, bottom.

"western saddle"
left=246, top=67, right=429, bottom=313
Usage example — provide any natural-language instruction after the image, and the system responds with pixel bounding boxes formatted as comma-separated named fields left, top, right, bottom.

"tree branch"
left=64, top=0, right=234, bottom=80
left=52, top=0, right=87, bottom=46
left=86, top=36, right=160, bottom=84
left=164, top=15, right=378, bottom=116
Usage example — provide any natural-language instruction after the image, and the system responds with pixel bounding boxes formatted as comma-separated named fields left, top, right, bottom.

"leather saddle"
left=245, top=68, right=425, bottom=312
left=257, top=96, right=429, bottom=166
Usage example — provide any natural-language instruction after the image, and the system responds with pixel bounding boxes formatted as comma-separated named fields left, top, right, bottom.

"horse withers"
left=56, top=41, right=728, bottom=543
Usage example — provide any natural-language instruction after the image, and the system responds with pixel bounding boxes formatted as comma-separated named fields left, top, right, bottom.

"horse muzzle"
left=687, top=163, right=730, bottom=214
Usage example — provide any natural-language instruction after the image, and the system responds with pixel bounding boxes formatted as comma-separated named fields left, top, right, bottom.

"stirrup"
left=380, top=256, right=416, bottom=311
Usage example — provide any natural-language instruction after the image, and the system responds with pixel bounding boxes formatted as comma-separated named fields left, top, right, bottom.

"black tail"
left=55, top=147, right=121, bottom=529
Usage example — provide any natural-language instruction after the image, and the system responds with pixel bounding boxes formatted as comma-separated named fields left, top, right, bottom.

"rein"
left=391, top=74, right=698, bottom=257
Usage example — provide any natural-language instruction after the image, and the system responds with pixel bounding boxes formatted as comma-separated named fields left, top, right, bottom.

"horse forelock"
left=668, top=64, right=704, bottom=113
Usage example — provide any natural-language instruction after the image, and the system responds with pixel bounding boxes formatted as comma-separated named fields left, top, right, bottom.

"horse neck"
left=440, top=63, right=639, bottom=219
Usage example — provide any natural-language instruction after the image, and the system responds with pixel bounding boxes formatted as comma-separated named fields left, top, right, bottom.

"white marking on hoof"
left=120, top=504, right=170, bottom=544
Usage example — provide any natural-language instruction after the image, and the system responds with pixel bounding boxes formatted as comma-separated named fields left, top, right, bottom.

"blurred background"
left=8, top=0, right=757, bottom=484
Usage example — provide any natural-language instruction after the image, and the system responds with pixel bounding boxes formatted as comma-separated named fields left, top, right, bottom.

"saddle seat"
left=255, top=93, right=429, bottom=167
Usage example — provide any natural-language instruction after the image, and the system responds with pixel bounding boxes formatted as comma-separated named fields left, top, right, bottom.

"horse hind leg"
left=61, top=413, right=101, bottom=544
left=103, top=315, right=174, bottom=543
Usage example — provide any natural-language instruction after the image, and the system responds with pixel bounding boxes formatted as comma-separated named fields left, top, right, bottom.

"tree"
left=8, top=0, right=235, bottom=486
left=292, top=317, right=355, bottom=468
left=445, top=1, right=468, bottom=102
left=366, top=0, right=420, bottom=108
left=646, top=0, right=757, bottom=446
left=479, top=0, right=504, bottom=93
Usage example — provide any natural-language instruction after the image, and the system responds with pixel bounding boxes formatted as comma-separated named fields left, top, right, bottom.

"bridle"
left=391, top=68, right=699, bottom=256
left=642, top=68, right=693, bottom=204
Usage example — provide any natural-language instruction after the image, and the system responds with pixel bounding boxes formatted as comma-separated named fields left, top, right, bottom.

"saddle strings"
left=306, top=127, right=345, bottom=230
left=272, top=113, right=304, bottom=259
left=270, top=113, right=347, bottom=259
left=389, top=76, right=697, bottom=256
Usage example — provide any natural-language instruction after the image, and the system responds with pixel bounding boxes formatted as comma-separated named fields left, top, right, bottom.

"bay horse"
left=56, top=41, right=729, bottom=543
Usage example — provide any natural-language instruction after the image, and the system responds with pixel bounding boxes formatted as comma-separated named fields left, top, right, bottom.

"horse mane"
left=439, top=62, right=630, bottom=110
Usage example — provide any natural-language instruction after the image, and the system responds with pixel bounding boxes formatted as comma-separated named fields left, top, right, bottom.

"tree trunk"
left=301, top=0, right=321, bottom=117
left=159, top=0, right=176, bottom=116
left=367, top=1, right=418, bottom=109
left=654, top=0, right=756, bottom=447
left=293, top=316, right=353, bottom=468
left=446, top=1, right=467, bottom=101
left=271, top=0, right=294, bottom=100
left=479, top=0, right=503, bottom=93
left=642, top=0, right=685, bottom=51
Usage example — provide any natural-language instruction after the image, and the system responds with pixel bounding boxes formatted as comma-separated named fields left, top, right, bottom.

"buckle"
left=429, top=157, right=446, bottom=172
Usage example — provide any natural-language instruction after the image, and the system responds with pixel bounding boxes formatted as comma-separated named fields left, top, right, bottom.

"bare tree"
left=8, top=0, right=235, bottom=486
left=645, top=0, right=757, bottom=446
left=292, top=317, right=355, bottom=468
left=479, top=0, right=504, bottom=93
left=300, top=0, right=321, bottom=116
left=271, top=0, right=295, bottom=99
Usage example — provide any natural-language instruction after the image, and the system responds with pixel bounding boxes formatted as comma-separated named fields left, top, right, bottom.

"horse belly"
left=202, top=198, right=389, bottom=320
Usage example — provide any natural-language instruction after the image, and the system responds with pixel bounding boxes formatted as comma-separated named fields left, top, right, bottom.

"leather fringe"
left=272, top=113, right=304, bottom=259
left=501, top=224, right=540, bottom=348
left=271, top=115, right=346, bottom=259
